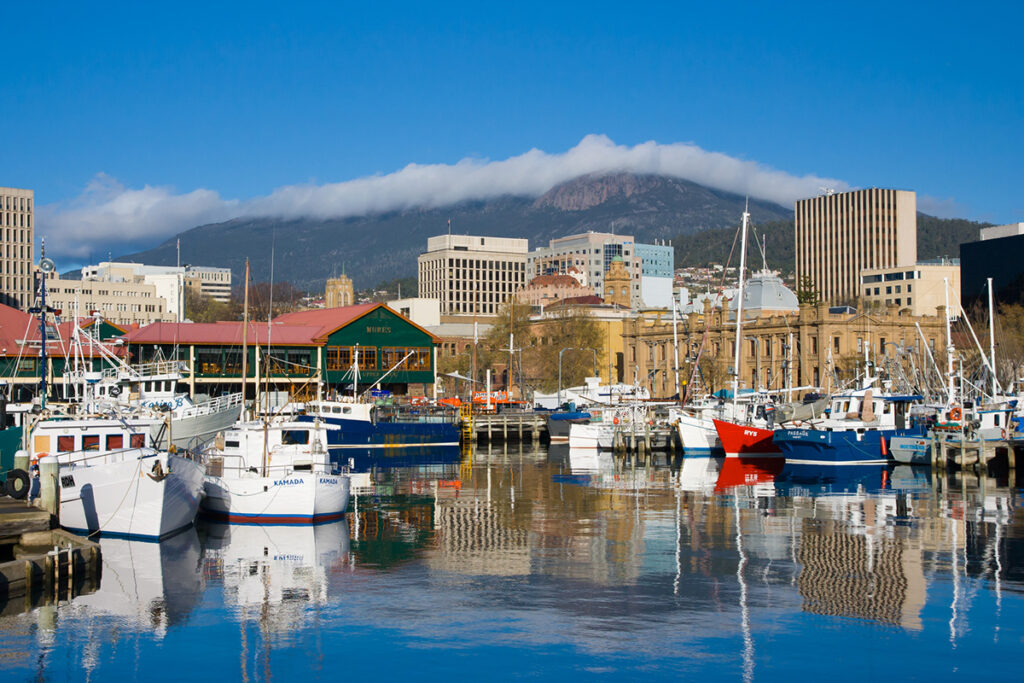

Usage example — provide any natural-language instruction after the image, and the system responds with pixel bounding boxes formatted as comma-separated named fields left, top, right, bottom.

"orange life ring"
left=949, top=407, right=962, bottom=422
left=1001, top=428, right=1008, bottom=440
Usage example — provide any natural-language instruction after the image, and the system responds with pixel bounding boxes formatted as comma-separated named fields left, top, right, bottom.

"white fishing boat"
left=200, top=418, right=350, bottom=524
left=29, top=416, right=205, bottom=539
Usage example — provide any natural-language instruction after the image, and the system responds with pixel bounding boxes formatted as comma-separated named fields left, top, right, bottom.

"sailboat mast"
left=943, top=277, right=955, bottom=406
left=731, top=207, right=750, bottom=412
left=241, top=259, right=250, bottom=416
left=988, top=277, right=998, bottom=398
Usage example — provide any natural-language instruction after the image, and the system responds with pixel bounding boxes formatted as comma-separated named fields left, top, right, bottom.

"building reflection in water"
left=0, top=444, right=1020, bottom=681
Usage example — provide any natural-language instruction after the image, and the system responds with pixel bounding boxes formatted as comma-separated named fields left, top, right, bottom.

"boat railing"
left=51, top=446, right=157, bottom=466
left=179, top=392, right=243, bottom=417
left=101, top=360, right=189, bottom=380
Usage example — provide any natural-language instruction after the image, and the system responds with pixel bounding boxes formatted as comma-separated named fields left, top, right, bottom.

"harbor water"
left=1, top=444, right=1022, bottom=681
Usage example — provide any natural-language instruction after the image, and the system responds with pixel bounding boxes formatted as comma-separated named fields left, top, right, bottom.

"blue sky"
left=2, top=1, right=1021, bottom=260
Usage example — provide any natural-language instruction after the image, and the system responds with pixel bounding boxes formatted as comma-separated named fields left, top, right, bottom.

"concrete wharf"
left=0, top=497, right=102, bottom=615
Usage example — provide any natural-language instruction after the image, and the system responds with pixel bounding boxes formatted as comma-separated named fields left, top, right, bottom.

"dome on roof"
left=729, top=270, right=799, bottom=317
left=611, top=255, right=624, bottom=262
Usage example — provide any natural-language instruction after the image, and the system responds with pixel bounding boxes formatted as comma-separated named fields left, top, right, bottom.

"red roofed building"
left=119, top=303, right=441, bottom=399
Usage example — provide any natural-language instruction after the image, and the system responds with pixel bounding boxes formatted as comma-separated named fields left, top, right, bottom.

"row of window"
left=866, top=284, right=913, bottom=295
left=56, top=433, right=146, bottom=453
left=325, top=346, right=430, bottom=372
left=1, top=196, right=31, bottom=211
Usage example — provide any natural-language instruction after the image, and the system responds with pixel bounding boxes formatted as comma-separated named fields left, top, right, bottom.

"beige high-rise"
left=0, top=187, right=34, bottom=310
left=796, top=188, right=916, bottom=304
left=417, top=235, right=528, bottom=317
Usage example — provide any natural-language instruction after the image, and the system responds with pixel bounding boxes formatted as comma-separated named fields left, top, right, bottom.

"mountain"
left=672, top=214, right=990, bottom=274
left=115, top=173, right=793, bottom=292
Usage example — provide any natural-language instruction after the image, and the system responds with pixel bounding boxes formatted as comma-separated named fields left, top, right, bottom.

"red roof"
left=122, top=321, right=325, bottom=346
left=0, top=304, right=121, bottom=358
left=528, top=274, right=583, bottom=287
left=121, top=303, right=440, bottom=347
left=545, top=295, right=605, bottom=308
left=273, top=303, right=380, bottom=339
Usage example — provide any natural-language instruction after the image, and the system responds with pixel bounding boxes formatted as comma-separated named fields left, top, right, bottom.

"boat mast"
left=731, top=205, right=750, bottom=413
left=943, top=277, right=955, bottom=407
left=672, top=302, right=680, bottom=399
left=988, top=277, right=998, bottom=399
left=241, top=259, right=250, bottom=418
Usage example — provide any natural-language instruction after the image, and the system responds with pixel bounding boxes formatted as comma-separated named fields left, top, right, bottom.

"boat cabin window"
left=883, top=402, right=892, bottom=415
left=282, top=430, right=310, bottom=445
left=130, top=434, right=146, bottom=448
left=333, top=406, right=342, bottom=414
left=994, top=414, right=1001, bottom=426
left=106, top=434, right=123, bottom=450
left=57, top=436, right=75, bottom=452
left=225, top=440, right=240, bottom=449
left=842, top=401, right=850, bottom=413
left=343, top=407, right=352, bottom=414
left=83, top=435, right=100, bottom=451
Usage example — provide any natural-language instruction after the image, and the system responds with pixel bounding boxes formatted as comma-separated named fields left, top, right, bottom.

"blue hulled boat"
left=773, top=383, right=925, bottom=466
left=298, top=399, right=460, bottom=452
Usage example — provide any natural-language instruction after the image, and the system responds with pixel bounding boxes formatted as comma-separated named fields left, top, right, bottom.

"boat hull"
left=153, top=401, right=244, bottom=450
left=889, top=435, right=931, bottom=465
left=201, top=472, right=350, bottom=524
left=297, top=415, right=459, bottom=450
left=568, top=423, right=612, bottom=450
left=773, top=426, right=925, bottom=465
left=712, top=419, right=782, bottom=459
left=676, top=414, right=723, bottom=456
left=59, top=452, right=205, bottom=540
left=546, top=412, right=591, bottom=442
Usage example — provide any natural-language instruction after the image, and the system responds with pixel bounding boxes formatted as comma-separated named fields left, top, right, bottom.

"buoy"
left=949, top=407, right=962, bottom=422
left=613, top=417, right=619, bottom=425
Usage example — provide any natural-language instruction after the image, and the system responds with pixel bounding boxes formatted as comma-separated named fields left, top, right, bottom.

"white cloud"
left=37, top=135, right=851, bottom=260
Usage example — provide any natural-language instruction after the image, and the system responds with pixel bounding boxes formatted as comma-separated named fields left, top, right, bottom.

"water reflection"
left=0, top=445, right=1021, bottom=680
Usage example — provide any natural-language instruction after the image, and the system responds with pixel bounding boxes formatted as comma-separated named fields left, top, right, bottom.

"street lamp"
left=558, top=347, right=598, bottom=408
left=744, top=336, right=761, bottom=392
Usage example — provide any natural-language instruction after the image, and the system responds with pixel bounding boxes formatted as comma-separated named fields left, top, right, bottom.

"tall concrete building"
left=417, top=235, right=528, bottom=317
left=795, top=189, right=917, bottom=304
left=0, top=187, right=34, bottom=310
left=527, top=232, right=674, bottom=308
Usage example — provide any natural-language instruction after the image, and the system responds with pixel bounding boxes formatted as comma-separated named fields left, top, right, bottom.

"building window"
left=833, top=337, right=840, bottom=353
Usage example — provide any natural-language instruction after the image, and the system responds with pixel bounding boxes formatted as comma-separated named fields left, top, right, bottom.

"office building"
left=81, top=262, right=232, bottom=302
left=960, top=224, right=1024, bottom=306
left=527, top=232, right=674, bottom=308
left=43, top=272, right=173, bottom=326
left=796, top=189, right=917, bottom=304
left=417, top=235, right=528, bottom=317
left=0, top=187, right=33, bottom=310
left=861, top=259, right=960, bottom=317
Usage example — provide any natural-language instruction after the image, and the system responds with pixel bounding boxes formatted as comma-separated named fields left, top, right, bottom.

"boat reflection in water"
left=2, top=445, right=1022, bottom=681
left=71, top=527, right=204, bottom=637
left=201, top=520, right=351, bottom=629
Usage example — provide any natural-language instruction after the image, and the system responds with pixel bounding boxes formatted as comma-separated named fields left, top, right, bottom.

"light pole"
left=744, top=336, right=761, bottom=392
left=558, top=347, right=598, bottom=408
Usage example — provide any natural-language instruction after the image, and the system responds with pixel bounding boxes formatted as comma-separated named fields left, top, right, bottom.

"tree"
left=247, top=281, right=305, bottom=320
left=796, top=276, right=820, bottom=305
left=184, top=288, right=238, bottom=323
left=527, top=307, right=604, bottom=393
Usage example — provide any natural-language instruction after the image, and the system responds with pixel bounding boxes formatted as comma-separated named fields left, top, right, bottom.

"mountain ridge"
left=117, top=172, right=793, bottom=291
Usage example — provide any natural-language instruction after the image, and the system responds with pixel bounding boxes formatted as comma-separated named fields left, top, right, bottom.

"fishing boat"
left=200, top=418, right=350, bottom=524
left=772, top=383, right=925, bottom=466
left=29, top=415, right=205, bottom=539
left=712, top=418, right=782, bottom=459
left=298, top=398, right=459, bottom=450
left=545, top=408, right=592, bottom=442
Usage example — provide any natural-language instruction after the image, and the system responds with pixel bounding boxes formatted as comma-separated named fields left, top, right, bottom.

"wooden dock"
left=930, top=432, right=1019, bottom=472
left=468, top=412, right=546, bottom=444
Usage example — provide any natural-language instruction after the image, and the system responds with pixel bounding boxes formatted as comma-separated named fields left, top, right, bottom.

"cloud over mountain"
left=38, top=134, right=851, bottom=260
